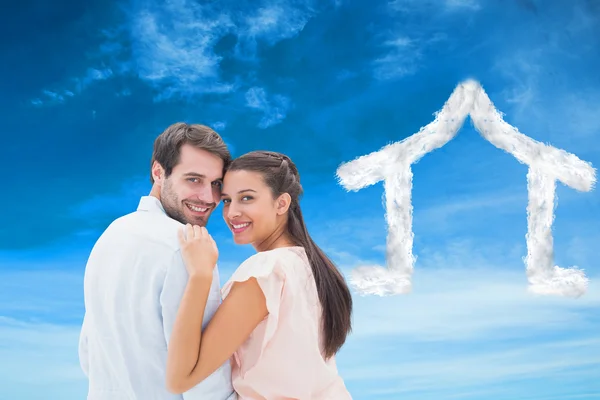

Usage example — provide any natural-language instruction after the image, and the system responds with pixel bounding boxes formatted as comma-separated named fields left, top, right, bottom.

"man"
left=78, top=123, right=236, bottom=399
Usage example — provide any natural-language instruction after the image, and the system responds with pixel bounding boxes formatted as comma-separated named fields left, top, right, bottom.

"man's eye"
left=212, top=181, right=222, bottom=188
left=187, top=178, right=199, bottom=183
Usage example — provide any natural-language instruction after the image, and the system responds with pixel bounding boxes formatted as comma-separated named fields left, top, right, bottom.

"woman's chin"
left=233, top=235, right=252, bottom=245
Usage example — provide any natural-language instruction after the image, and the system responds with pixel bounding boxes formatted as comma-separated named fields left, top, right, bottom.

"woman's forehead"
left=223, top=170, right=268, bottom=190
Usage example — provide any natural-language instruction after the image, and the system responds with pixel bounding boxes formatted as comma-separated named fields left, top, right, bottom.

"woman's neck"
left=253, top=229, right=296, bottom=252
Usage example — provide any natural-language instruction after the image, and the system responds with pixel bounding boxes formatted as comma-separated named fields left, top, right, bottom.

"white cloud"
left=245, top=86, right=292, bottom=128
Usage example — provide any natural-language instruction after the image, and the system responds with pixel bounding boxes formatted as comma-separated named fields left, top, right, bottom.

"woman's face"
left=221, top=170, right=288, bottom=246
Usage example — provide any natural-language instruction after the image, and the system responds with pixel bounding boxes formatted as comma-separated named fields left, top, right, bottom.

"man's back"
left=79, top=197, right=235, bottom=400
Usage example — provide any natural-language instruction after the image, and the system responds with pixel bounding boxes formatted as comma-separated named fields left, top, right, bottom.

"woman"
left=165, top=151, right=354, bottom=399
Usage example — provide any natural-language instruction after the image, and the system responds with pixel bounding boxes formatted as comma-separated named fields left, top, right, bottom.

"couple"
left=78, top=122, right=354, bottom=399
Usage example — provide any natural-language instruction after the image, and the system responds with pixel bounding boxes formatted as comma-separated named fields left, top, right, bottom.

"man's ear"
left=151, top=161, right=165, bottom=185
left=275, top=193, right=292, bottom=215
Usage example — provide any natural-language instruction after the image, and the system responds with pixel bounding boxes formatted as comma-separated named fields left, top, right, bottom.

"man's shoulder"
left=102, top=210, right=183, bottom=251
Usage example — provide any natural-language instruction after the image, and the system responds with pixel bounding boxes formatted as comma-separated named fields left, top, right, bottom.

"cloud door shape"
left=336, top=80, right=597, bottom=298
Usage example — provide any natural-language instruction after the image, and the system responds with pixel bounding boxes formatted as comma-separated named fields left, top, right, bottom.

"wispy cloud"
left=444, top=0, right=480, bottom=11
left=372, top=36, right=422, bottom=80
left=2, top=200, right=599, bottom=398
left=342, top=335, right=599, bottom=399
left=373, top=1, right=453, bottom=81
left=31, top=0, right=319, bottom=105
left=0, top=269, right=83, bottom=321
left=211, top=121, right=227, bottom=131
left=130, top=1, right=237, bottom=100
left=4, top=237, right=597, bottom=400
left=232, top=2, right=315, bottom=62
left=388, top=0, right=481, bottom=13
left=413, top=190, right=526, bottom=232
left=244, top=3, right=314, bottom=44
left=30, top=68, right=112, bottom=106
left=129, top=0, right=315, bottom=99
left=348, top=265, right=600, bottom=341
left=332, top=236, right=600, bottom=398
left=0, top=317, right=86, bottom=400
left=493, top=3, right=600, bottom=150
left=245, top=86, right=292, bottom=128
left=69, top=176, right=150, bottom=223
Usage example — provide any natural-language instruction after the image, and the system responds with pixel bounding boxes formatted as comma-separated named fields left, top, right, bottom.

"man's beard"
left=161, top=179, right=210, bottom=226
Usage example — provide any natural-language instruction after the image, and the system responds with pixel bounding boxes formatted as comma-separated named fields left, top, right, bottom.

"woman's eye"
left=222, top=198, right=230, bottom=204
left=241, top=196, right=253, bottom=201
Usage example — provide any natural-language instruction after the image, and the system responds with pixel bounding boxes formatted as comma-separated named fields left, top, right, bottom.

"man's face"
left=155, top=144, right=224, bottom=226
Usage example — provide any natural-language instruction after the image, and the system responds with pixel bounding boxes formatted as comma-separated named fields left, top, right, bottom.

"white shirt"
left=79, top=196, right=236, bottom=400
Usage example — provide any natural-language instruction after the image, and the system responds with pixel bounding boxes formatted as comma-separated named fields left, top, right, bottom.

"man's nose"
left=196, top=184, right=216, bottom=203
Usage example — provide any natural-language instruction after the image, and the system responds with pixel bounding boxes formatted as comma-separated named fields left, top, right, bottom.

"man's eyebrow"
left=220, top=189, right=256, bottom=197
left=182, top=173, right=223, bottom=182
left=182, top=172, right=206, bottom=178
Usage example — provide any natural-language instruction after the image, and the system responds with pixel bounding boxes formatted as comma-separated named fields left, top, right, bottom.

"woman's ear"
left=276, top=193, right=292, bottom=215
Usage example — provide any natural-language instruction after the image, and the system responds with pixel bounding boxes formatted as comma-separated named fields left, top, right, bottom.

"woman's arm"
left=165, top=273, right=268, bottom=394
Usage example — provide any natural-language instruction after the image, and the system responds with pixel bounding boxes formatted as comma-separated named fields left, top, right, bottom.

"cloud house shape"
left=336, top=79, right=597, bottom=298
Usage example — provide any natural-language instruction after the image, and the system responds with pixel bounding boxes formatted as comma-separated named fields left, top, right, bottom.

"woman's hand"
left=177, top=224, right=219, bottom=278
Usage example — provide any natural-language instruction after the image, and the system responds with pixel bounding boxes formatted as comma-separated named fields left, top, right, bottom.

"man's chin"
left=184, top=210, right=212, bottom=226
left=189, top=216, right=209, bottom=226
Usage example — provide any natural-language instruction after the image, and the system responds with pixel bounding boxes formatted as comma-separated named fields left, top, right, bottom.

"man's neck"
left=149, top=184, right=161, bottom=200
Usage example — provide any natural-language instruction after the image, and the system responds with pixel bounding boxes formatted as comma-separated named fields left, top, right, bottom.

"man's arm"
left=78, top=313, right=89, bottom=377
left=160, top=250, right=235, bottom=400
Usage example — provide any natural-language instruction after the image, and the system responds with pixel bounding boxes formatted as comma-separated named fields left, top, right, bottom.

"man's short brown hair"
left=150, top=122, right=231, bottom=183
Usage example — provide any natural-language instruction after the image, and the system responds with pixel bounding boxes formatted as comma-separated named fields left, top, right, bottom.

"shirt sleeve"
left=221, top=252, right=287, bottom=350
left=160, top=249, right=236, bottom=400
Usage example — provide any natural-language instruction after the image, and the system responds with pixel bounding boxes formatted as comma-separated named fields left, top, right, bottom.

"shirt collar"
left=137, top=196, right=166, bottom=215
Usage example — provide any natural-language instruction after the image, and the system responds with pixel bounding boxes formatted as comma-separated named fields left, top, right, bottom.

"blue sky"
left=2, top=0, right=599, bottom=398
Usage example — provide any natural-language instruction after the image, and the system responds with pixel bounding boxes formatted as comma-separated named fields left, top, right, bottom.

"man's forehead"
left=176, top=147, right=224, bottom=180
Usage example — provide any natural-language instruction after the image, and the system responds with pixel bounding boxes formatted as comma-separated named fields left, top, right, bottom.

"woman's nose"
left=227, top=205, right=241, bottom=219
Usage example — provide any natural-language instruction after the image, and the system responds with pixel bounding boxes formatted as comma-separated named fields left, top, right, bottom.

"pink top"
left=221, top=246, right=352, bottom=400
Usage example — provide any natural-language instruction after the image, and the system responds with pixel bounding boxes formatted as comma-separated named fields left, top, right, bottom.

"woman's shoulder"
left=229, top=247, right=307, bottom=282
left=240, top=246, right=306, bottom=268
left=222, top=246, right=308, bottom=298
